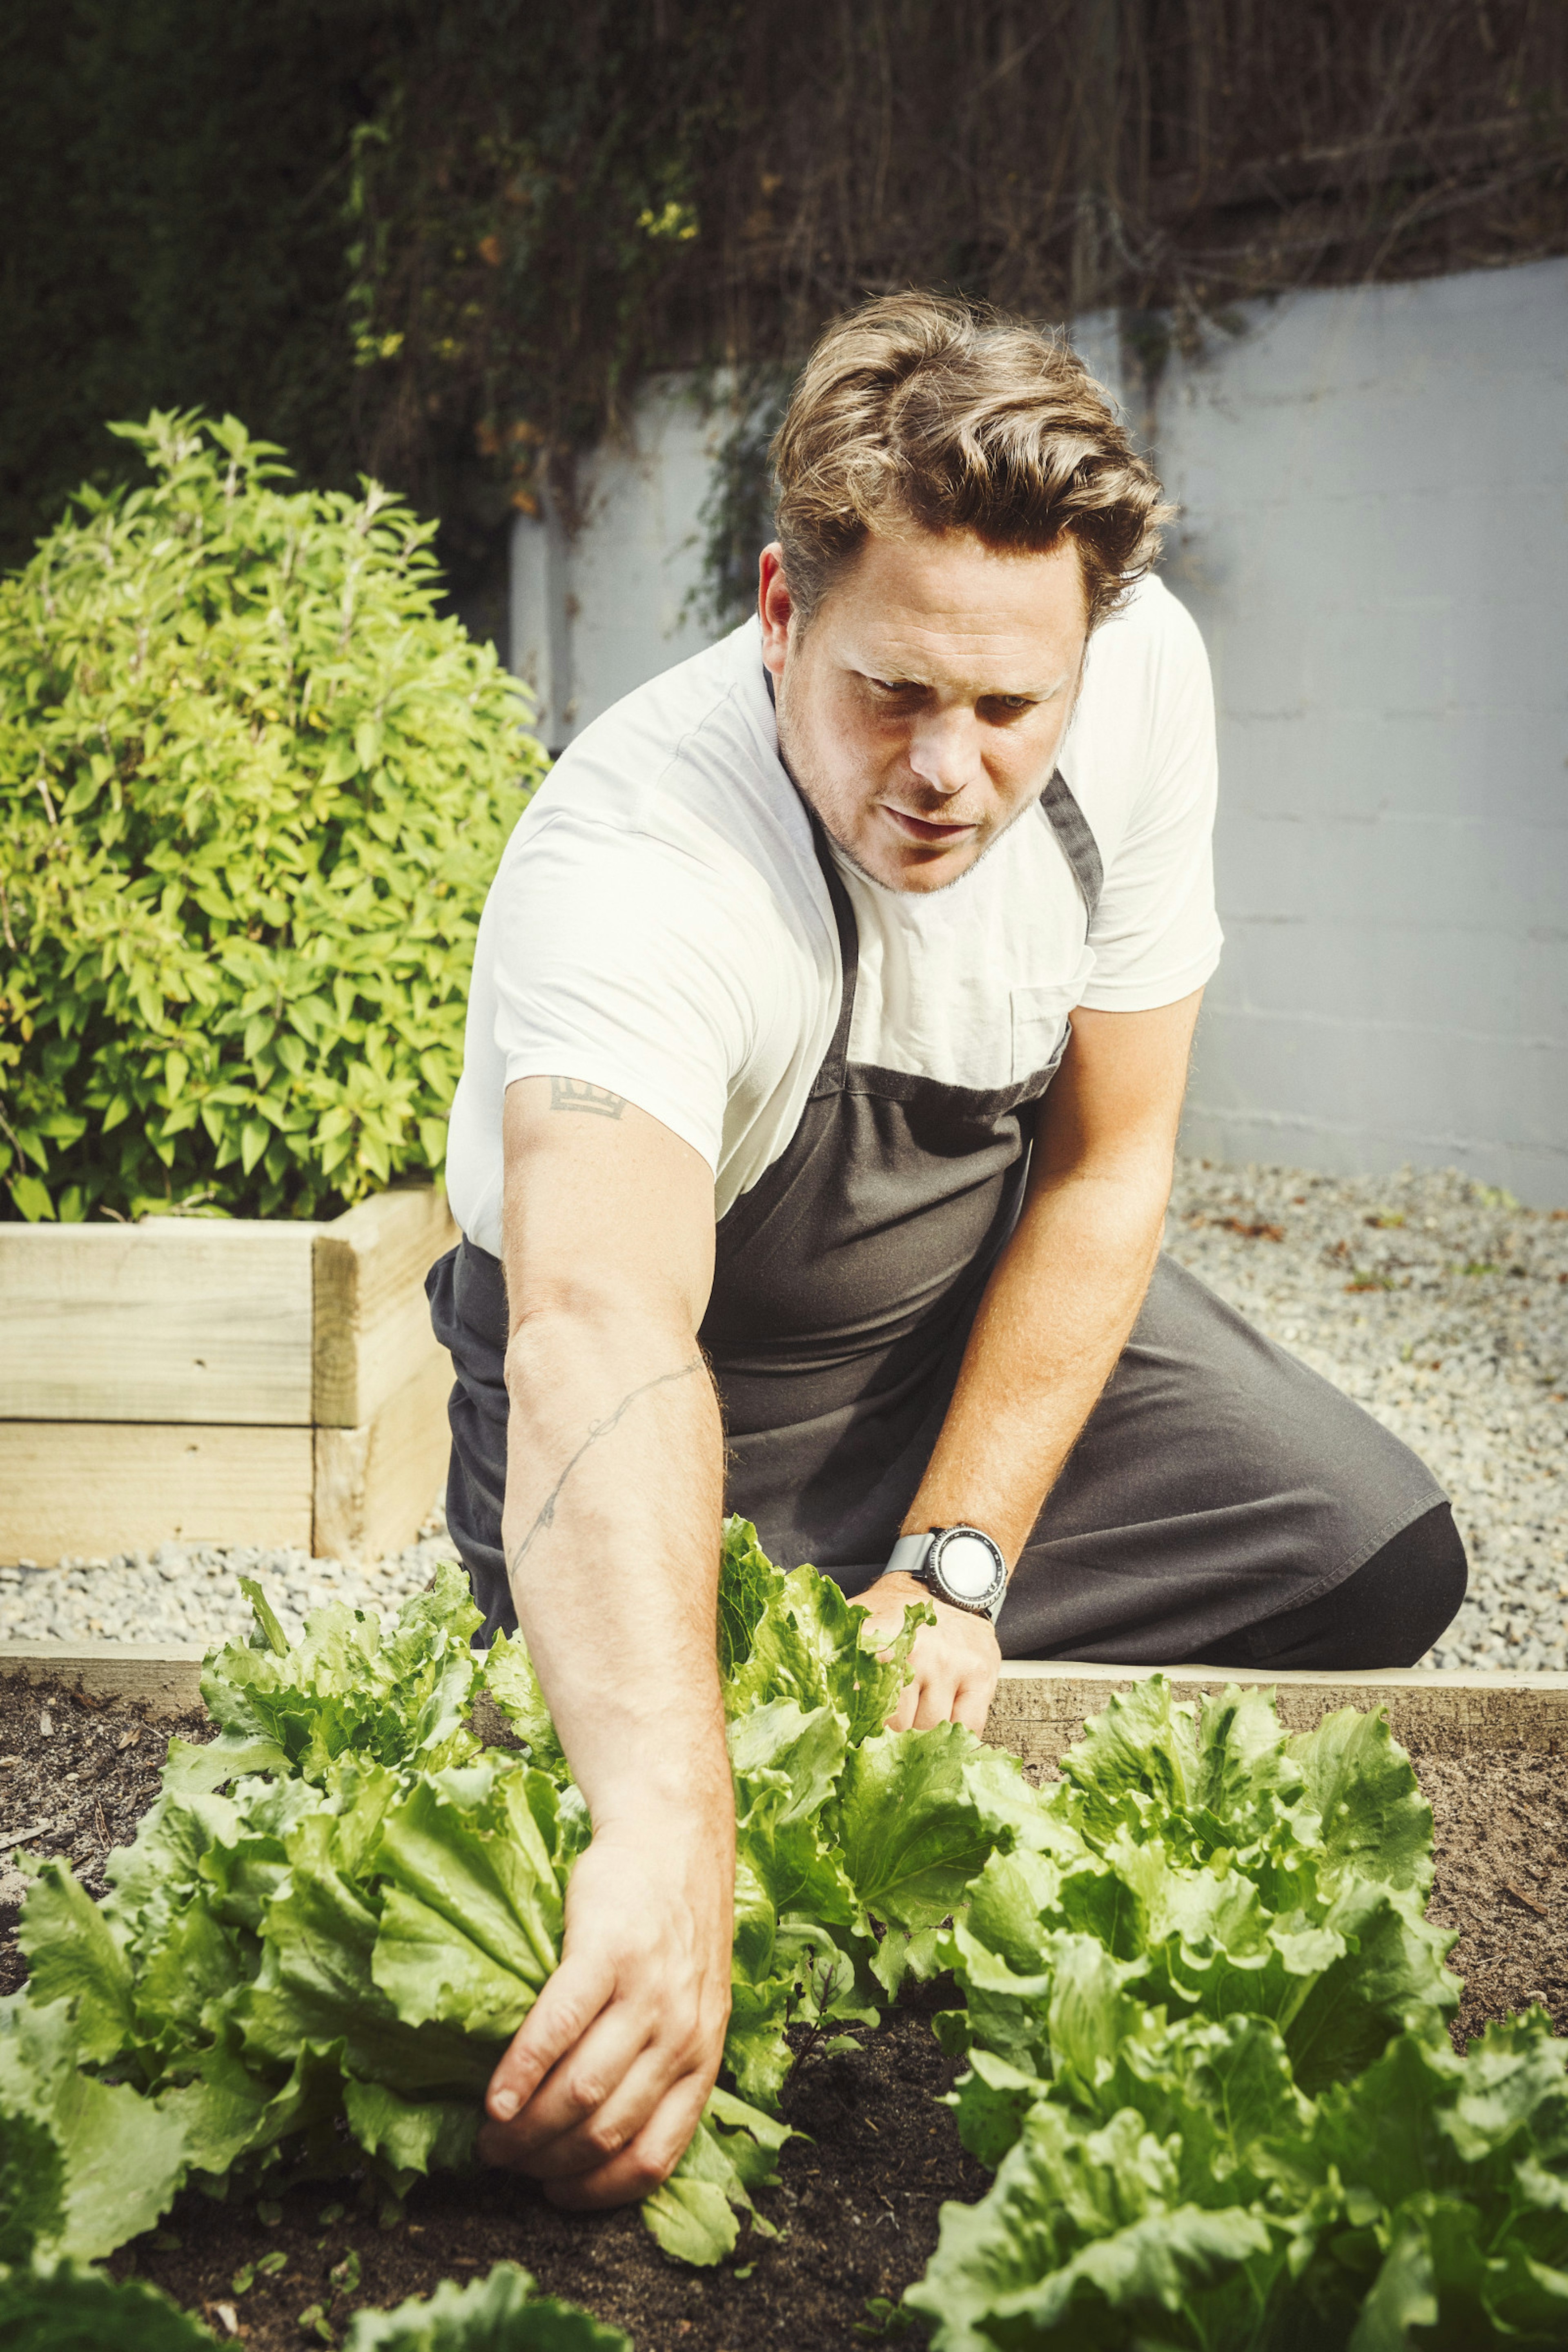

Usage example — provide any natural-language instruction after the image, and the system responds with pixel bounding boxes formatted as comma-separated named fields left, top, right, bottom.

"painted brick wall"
left=1152, top=260, right=1568, bottom=1206
left=508, top=263, right=1568, bottom=1203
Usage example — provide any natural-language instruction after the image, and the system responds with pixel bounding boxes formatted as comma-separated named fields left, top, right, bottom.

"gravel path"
left=1164, top=1161, right=1568, bottom=1672
left=0, top=1526, right=459, bottom=1653
left=2, top=1159, right=1564, bottom=1670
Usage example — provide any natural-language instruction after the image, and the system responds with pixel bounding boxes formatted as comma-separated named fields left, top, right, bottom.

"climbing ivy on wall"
left=4, top=0, right=1565, bottom=615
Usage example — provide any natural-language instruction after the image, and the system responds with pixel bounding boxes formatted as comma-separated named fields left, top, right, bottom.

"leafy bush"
left=0, top=412, right=543, bottom=1223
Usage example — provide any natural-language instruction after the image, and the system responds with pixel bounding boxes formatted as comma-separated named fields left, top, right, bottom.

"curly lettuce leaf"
left=642, top=2086, right=794, bottom=2266
left=198, top=1564, right=483, bottom=1784
left=370, top=1760, right=566, bottom=2038
left=0, top=2261, right=219, bottom=2349
left=723, top=1561, right=927, bottom=1743
left=0, top=1998, right=188, bottom=2263
left=341, top=2261, right=630, bottom=2350
left=837, top=1722, right=1007, bottom=1935
left=717, top=1514, right=780, bottom=1681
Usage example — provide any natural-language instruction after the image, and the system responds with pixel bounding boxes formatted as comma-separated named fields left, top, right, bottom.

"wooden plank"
left=0, top=1641, right=206, bottom=1716
left=986, top=1659, right=1568, bottom=1768
left=0, top=1220, right=315, bottom=1425
left=0, top=1422, right=314, bottom=1564
left=313, top=1346, right=452, bottom=1562
left=313, top=1186, right=458, bottom=1429
left=6, top=1644, right=1567, bottom=1751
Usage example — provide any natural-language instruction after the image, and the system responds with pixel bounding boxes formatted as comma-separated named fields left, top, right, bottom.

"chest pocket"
left=1009, top=949, right=1097, bottom=1083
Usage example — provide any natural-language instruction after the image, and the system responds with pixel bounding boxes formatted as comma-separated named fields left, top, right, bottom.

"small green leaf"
left=9, top=1172, right=55, bottom=1221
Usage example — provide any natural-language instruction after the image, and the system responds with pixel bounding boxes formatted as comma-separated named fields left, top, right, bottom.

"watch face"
left=933, top=1528, right=1004, bottom=1602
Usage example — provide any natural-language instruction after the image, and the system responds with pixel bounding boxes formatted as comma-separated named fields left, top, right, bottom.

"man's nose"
left=906, top=707, right=982, bottom=797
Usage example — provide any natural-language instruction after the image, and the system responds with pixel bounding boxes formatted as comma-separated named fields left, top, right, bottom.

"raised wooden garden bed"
left=0, top=1186, right=457, bottom=1565
left=4, top=1650, right=1564, bottom=2350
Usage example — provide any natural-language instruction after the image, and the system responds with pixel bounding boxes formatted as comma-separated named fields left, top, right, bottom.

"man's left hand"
left=854, top=1570, right=1002, bottom=1735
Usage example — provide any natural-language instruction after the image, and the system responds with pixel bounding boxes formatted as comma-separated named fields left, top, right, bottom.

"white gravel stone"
left=3, top=1158, right=1564, bottom=1672
left=1164, top=1160, right=1568, bottom=1672
left=0, top=1513, right=459, bottom=1654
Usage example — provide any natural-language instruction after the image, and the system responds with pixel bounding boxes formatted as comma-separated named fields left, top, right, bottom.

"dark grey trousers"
left=427, top=1243, right=1456, bottom=1664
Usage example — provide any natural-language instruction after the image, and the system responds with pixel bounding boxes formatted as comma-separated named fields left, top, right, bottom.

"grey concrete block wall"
left=509, top=378, right=719, bottom=753
left=1156, top=260, right=1568, bottom=1205
left=506, top=264, right=1568, bottom=1203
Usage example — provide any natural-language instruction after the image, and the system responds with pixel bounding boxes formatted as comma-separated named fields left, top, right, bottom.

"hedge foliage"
left=0, top=412, right=543, bottom=1223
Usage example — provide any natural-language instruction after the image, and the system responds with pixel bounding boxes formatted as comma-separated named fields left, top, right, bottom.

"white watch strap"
left=887, top=1531, right=935, bottom=1580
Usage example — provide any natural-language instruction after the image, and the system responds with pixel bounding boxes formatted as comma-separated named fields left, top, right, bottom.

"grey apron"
left=699, top=781, right=1102, bottom=1581
left=430, top=784, right=1444, bottom=1657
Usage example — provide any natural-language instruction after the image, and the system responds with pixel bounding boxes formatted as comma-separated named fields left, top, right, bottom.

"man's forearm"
left=902, top=1153, right=1170, bottom=1563
left=501, top=1302, right=731, bottom=1832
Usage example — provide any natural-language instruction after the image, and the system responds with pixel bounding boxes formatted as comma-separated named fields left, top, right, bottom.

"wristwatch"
left=886, top=1525, right=1009, bottom=1624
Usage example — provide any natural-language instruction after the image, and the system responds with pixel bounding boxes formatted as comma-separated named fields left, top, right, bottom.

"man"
left=430, top=294, right=1466, bottom=2214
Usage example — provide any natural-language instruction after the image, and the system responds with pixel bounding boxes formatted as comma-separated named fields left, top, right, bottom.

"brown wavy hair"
left=771, top=291, right=1172, bottom=632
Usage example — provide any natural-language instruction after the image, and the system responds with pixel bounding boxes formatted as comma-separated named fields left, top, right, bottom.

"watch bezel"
left=925, top=1524, right=1008, bottom=1620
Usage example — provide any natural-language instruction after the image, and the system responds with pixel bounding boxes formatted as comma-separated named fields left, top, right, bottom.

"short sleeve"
left=1077, top=589, right=1224, bottom=1012
left=489, top=810, right=757, bottom=1172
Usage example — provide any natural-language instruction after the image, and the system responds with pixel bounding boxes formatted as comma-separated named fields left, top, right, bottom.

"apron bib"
left=699, top=776, right=1102, bottom=1582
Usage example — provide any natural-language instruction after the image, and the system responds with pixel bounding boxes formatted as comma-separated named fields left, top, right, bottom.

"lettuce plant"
left=0, top=2257, right=625, bottom=2350
left=0, top=2260, right=221, bottom=2349
left=341, top=2261, right=630, bottom=2348
left=8, top=1530, right=1564, bottom=2346
left=0, top=1525, right=1021, bottom=2274
left=907, top=1681, right=1568, bottom=2350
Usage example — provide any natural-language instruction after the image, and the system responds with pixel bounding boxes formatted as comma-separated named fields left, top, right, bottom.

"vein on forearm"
left=506, top=1356, right=703, bottom=1579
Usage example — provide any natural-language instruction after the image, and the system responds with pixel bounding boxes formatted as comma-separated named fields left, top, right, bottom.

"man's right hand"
left=477, top=1802, right=734, bottom=2206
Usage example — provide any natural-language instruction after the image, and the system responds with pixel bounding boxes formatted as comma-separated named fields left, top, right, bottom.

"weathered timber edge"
left=0, top=1184, right=457, bottom=1565
left=5, top=1642, right=1568, bottom=1749
left=991, top=1658, right=1568, bottom=1766
left=1, top=1640, right=207, bottom=1715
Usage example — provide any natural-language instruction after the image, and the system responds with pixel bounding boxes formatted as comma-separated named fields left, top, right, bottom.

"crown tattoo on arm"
left=548, top=1076, right=627, bottom=1118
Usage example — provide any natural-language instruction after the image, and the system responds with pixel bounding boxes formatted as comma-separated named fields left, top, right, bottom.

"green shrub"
left=0, top=412, right=544, bottom=1222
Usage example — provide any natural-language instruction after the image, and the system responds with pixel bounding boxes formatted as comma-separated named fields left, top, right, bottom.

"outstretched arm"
left=478, top=1076, right=733, bottom=2209
left=857, top=988, right=1204, bottom=1731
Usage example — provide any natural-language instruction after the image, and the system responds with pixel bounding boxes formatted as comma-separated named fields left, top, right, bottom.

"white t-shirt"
left=447, top=575, right=1221, bottom=1254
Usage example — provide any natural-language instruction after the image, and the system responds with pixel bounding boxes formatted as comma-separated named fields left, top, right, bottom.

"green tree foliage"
left=0, top=413, right=543, bottom=1224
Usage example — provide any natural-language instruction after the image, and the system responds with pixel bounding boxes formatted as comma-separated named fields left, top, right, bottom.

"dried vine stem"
left=343, top=0, right=1566, bottom=543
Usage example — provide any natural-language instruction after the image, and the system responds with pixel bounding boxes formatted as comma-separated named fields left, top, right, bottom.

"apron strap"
left=808, top=819, right=861, bottom=1097
left=1038, top=770, right=1104, bottom=922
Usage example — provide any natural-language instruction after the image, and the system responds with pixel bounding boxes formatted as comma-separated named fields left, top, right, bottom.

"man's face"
left=759, top=524, right=1089, bottom=893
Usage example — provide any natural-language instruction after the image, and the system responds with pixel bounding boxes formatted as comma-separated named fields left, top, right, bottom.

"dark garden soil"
left=4, top=1675, right=1568, bottom=2351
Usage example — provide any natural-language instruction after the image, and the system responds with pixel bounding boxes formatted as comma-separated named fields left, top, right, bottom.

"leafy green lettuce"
left=0, top=2257, right=626, bottom=2351
left=340, top=2258, right=631, bottom=2350
left=0, top=2259, right=220, bottom=2349
left=909, top=1677, right=1568, bottom=2350
left=1, top=1520, right=1013, bottom=2275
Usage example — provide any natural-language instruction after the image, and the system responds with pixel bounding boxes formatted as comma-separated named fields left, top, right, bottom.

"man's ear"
left=758, top=543, right=793, bottom=677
